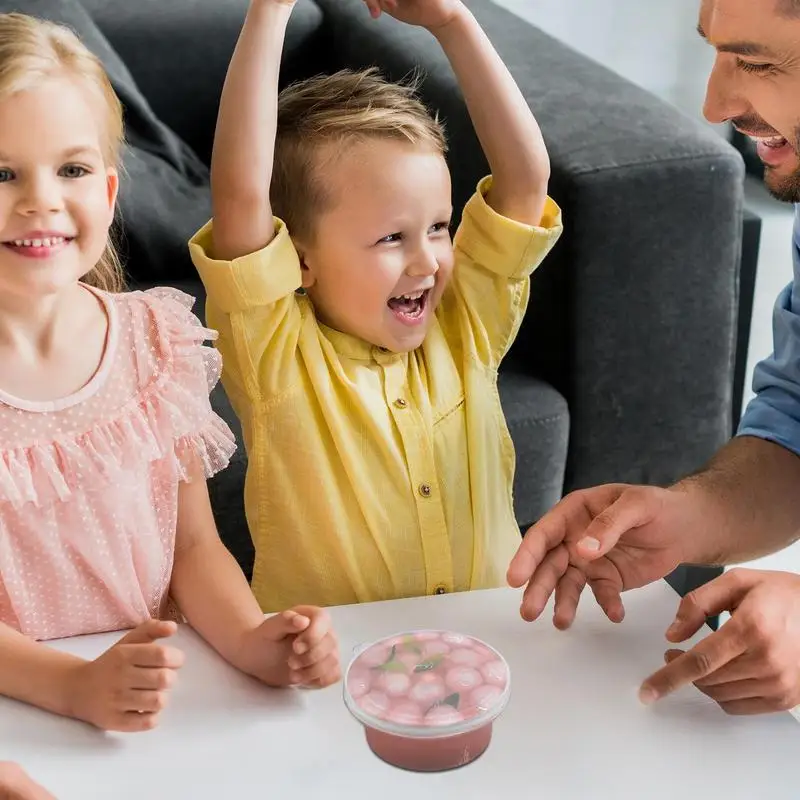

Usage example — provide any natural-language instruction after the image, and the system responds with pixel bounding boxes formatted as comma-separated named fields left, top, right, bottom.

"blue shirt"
left=738, top=205, right=800, bottom=454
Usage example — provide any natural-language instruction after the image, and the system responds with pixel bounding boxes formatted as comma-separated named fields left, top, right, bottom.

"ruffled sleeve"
left=135, top=286, right=237, bottom=482
left=0, top=287, right=237, bottom=511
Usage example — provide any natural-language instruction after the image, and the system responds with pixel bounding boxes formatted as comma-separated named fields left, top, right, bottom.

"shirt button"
left=418, top=483, right=432, bottom=498
left=394, top=398, right=408, bottom=409
left=433, top=585, right=447, bottom=595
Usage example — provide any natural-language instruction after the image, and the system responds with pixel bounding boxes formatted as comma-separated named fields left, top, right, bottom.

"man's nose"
left=703, top=55, right=748, bottom=125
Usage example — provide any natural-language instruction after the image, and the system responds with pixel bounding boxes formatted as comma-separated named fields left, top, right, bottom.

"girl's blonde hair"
left=0, top=13, right=125, bottom=292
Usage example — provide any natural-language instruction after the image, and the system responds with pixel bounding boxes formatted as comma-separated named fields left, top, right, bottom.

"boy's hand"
left=66, top=620, right=184, bottom=733
left=363, top=0, right=464, bottom=31
left=236, top=607, right=341, bottom=689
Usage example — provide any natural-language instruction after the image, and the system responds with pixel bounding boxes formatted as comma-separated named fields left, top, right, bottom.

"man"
left=507, top=0, right=800, bottom=716
left=0, top=763, right=54, bottom=800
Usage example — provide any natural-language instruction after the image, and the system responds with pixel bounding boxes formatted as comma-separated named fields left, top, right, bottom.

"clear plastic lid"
left=343, top=630, right=510, bottom=738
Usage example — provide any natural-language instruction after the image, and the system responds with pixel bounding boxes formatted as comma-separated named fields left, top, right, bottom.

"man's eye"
left=736, top=60, right=776, bottom=75
left=59, top=164, right=89, bottom=179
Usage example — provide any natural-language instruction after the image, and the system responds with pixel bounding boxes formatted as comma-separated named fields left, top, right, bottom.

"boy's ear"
left=294, top=239, right=317, bottom=289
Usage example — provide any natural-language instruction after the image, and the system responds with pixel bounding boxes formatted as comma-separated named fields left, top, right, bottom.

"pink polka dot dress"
left=0, top=287, right=236, bottom=641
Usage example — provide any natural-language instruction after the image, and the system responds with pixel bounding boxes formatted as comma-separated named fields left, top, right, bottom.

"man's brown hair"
left=272, top=68, right=447, bottom=243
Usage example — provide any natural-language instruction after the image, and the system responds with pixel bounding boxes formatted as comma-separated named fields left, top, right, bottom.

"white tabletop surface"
left=0, top=582, right=797, bottom=799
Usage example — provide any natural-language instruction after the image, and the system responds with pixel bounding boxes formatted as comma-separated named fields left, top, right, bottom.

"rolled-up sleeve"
left=738, top=206, right=800, bottom=456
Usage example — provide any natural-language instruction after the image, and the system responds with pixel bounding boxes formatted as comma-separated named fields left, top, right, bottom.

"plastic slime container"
left=343, top=630, right=510, bottom=771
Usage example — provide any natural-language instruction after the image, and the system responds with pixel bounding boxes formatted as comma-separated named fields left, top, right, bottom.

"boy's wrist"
left=427, top=3, right=473, bottom=41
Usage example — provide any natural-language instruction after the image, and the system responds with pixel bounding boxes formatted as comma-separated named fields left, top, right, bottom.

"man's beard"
left=764, top=162, right=800, bottom=203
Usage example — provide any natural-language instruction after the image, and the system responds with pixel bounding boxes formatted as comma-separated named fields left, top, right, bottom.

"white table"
left=1, top=583, right=797, bottom=799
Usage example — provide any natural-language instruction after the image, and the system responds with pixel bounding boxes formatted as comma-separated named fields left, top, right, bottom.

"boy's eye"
left=378, top=232, right=403, bottom=244
left=59, top=164, right=89, bottom=179
left=0, top=168, right=14, bottom=183
left=429, top=222, right=450, bottom=234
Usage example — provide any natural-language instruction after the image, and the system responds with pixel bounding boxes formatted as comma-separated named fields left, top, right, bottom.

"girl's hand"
left=236, top=606, right=341, bottom=689
left=0, top=763, right=56, bottom=800
left=362, top=0, right=464, bottom=31
left=66, top=620, right=184, bottom=732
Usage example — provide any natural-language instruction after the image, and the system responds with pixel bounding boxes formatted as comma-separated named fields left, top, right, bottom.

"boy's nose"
left=407, top=247, right=439, bottom=277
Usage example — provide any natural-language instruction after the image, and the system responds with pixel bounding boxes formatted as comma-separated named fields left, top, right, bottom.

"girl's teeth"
left=11, top=237, right=65, bottom=248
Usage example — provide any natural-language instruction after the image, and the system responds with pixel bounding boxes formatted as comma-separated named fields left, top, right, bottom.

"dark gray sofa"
left=16, top=0, right=747, bottom=593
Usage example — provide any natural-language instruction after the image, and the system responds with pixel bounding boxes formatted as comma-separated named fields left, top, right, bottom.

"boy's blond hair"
left=0, top=13, right=125, bottom=292
left=273, top=68, right=448, bottom=243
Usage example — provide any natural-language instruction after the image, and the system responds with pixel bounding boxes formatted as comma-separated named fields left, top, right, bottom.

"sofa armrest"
left=315, top=0, right=745, bottom=492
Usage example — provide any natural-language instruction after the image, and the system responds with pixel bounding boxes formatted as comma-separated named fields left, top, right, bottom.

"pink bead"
left=380, top=671, right=412, bottom=696
left=423, top=640, right=451, bottom=657
left=441, top=632, right=469, bottom=646
left=480, top=660, right=508, bottom=687
left=387, top=701, right=424, bottom=726
left=414, top=631, right=440, bottom=642
left=445, top=667, right=483, bottom=693
left=358, top=644, right=392, bottom=668
left=470, top=684, right=504, bottom=710
left=409, top=677, right=446, bottom=705
left=448, top=648, right=482, bottom=667
left=347, top=669, right=371, bottom=699
left=424, top=705, right=464, bottom=726
left=359, top=690, right=391, bottom=718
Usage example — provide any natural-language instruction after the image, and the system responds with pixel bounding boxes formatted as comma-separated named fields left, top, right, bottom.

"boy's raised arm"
left=367, top=0, right=550, bottom=225
left=210, top=0, right=295, bottom=261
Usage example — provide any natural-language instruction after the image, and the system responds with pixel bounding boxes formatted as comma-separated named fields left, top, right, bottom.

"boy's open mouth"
left=387, top=289, right=430, bottom=325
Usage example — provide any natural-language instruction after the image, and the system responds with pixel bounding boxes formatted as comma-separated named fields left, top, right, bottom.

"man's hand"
left=507, top=484, right=689, bottom=629
left=640, top=569, right=800, bottom=715
left=362, top=0, right=464, bottom=31
left=66, top=620, right=184, bottom=732
left=235, top=606, right=341, bottom=689
left=0, top=763, right=55, bottom=800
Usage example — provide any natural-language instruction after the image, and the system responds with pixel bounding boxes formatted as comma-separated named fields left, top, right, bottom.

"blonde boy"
left=190, top=0, right=563, bottom=611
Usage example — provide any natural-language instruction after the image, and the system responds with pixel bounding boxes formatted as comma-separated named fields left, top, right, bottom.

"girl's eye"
left=59, top=164, right=89, bottom=179
left=736, top=60, right=776, bottom=75
left=0, top=168, right=13, bottom=183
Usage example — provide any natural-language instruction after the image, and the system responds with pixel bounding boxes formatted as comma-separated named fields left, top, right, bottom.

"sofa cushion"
left=79, top=0, right=327, bottom=165
left=0, top=0, right=212, bottom=284
left=499, top=371, right=569, bottom=530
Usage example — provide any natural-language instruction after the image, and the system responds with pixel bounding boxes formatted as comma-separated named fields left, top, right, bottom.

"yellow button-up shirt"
left=190, top=178, right=562, bottom=612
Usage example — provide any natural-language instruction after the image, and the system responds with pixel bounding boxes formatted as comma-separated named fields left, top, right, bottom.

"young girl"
left=0, top=12, right=340, bottom=734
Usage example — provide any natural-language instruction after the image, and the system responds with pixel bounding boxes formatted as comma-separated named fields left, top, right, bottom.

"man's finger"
left=571, top=489, right=653, bottom=561
left=519, top=544, right=569, bottom=622
left=587, top=574, right=625, bottom=624
left=665, top=649, right=762, bottom=688
left=639, top=626, right=747, bottom=703
left=553, top=566, right=586, bottom=630
left=718, top=697, right=786, bottom=716
left=508, top=495, right=583, bottom=589
left=695, top=677, right=774, bottom=704
left=665, top=569, right=755, bottom=643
